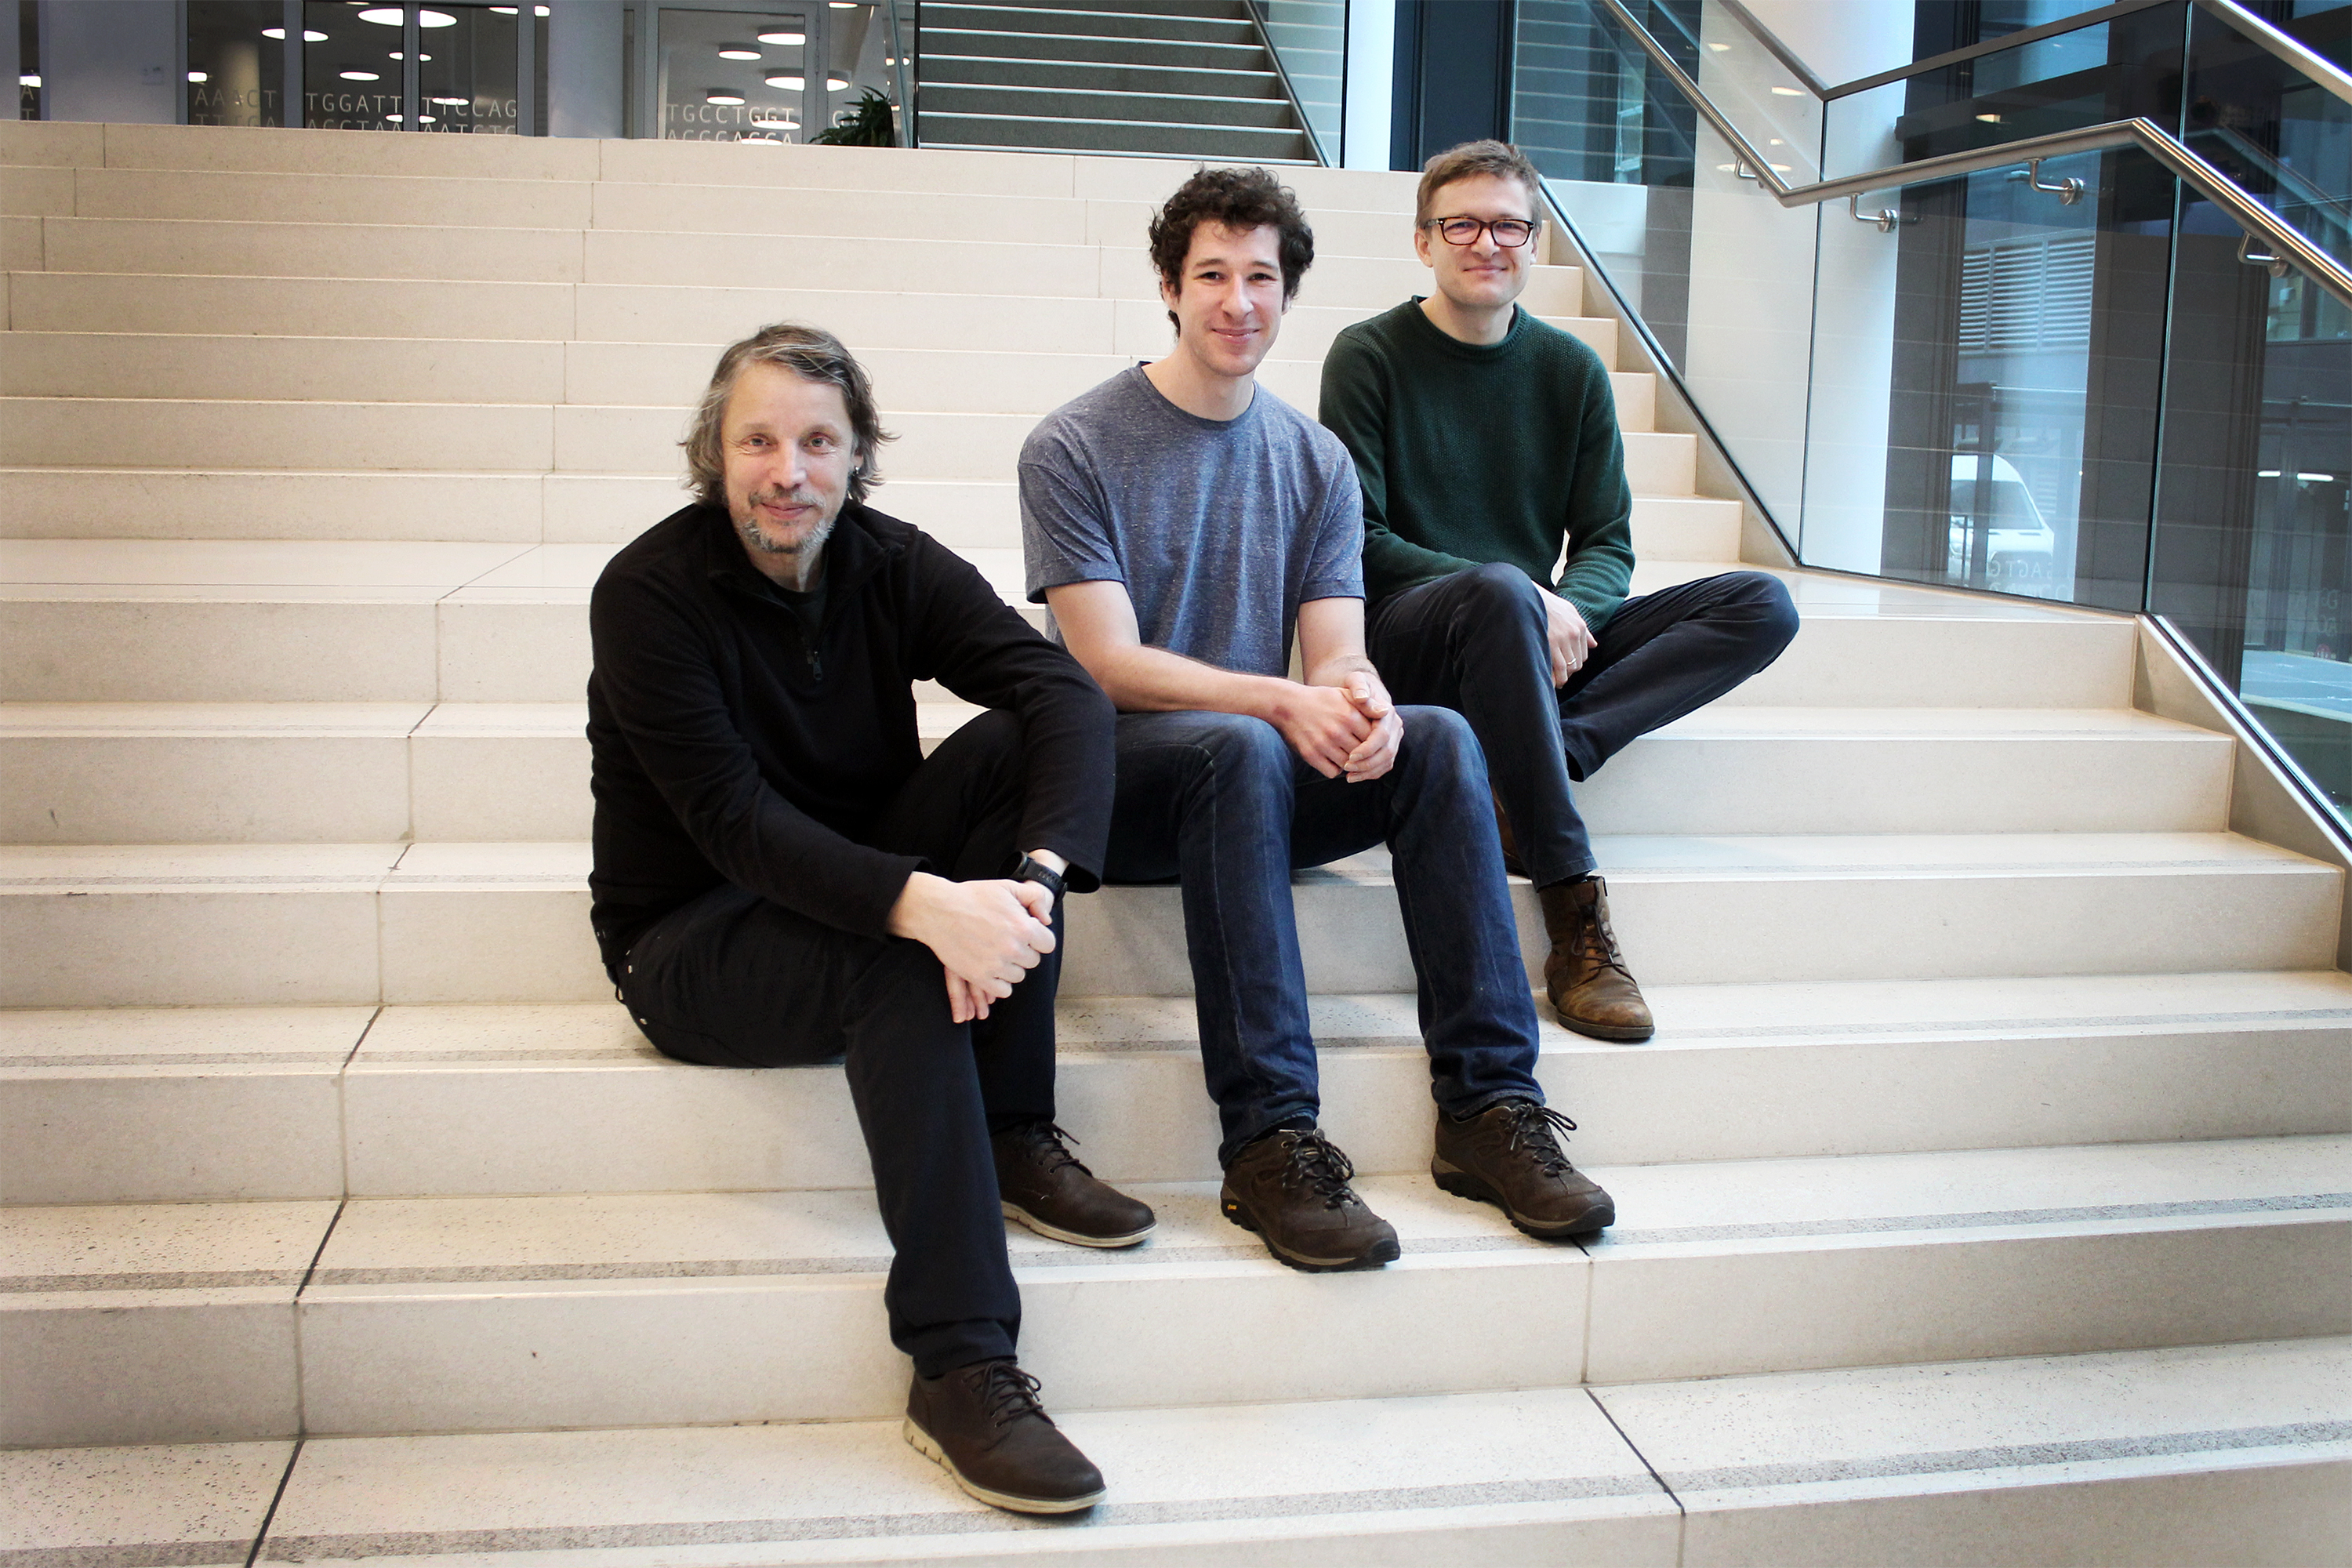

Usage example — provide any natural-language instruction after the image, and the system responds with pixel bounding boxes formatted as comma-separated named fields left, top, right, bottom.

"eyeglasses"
left=1425, top=216, right=1539, bottom=248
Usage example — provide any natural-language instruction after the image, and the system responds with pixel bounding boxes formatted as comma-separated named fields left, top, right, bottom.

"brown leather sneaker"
left=1492, top=790, right=1529, bottom=878
left=1432, top=1098, right=1615, bottom=1239
left=1537, top=875, right=1655, bottom=1041
left=905, top=1359, right=1105, bottom=1514
left=1219, top=1127, right=1400, bottom=1272
left=993, top=1120, right=1156, bottom=1248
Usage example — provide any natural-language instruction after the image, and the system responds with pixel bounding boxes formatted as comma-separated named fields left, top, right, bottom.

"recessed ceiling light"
left=430, top=95, right=466, bottom=104
left=829, top=3, right=858, bottom=9
left=826, top=77, right=848, bottom=89
left=1769, top=86, right=1804, bottom=96
left=1977, top=112, right=2002, bottom=122
left=707, top=91, right=746, bottom=105
left=718, top=48, right=760, bottom=59
left=341, top=69, right=381, bottom=80
left=389, top=50, right=431, bottom=59
left=490, top=3, right=516, bottom=10
left=385, top=111, right=404, bottom=120
left=262, top=26, right=330, bottom=39
left=358, top=6, right=402, bottom=22
left=765, top=73, right=804, bottom=89
left=418, top=9, right=457, bottom=26
left=187, top=70, right=209, bottom=82
left=417, top=112, right=437, bottom=121
left=757, top=30, right=804, bottom=44
left=750, top=115, right=798, bottom=129
left=20, top=73, right=39, bottom=85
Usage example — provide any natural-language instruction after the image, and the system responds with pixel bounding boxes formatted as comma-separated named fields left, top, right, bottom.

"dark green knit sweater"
left=1318, top=298, right=1635, bottom=630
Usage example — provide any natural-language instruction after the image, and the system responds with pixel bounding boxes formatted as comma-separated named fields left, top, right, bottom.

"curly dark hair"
left=1146, top=165, right=1316, bottom=332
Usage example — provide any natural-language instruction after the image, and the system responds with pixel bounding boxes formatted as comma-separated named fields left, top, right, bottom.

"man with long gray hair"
left=587, top=321, right=1144, bottom=1515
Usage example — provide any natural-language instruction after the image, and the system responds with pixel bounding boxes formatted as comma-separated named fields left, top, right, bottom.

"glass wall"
left=646, top=2, right=897, bottom=144
left=1256, top=0, right=1343, bottom=164
left=188, top=2, right=288, bottom=128
left=1515, top=0, right=2352, bottom=822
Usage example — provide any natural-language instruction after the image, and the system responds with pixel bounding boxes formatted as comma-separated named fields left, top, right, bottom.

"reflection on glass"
left=1258, top=0, right=1343, bottom=162
left=659, top=8, right=809, bottom=141
left=305, top=0, right=405, bottom=130
left=187, top=2, right=287, bottom=127
left=418, top=3, right=518, bottom=132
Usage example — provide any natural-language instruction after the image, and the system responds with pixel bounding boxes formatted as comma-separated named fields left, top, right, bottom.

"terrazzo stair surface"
left=9, top=1340, right=2350, bottom=1566
left=6, top=118, right=2351, bottom=1559
left=11, top=973, right=2352, bottom=1206
left=1, top=831, right=2336, bottom=1008
left=9, top=1138, right=2350, bottom=1445
left=0, top=702, right=2239, bottom=844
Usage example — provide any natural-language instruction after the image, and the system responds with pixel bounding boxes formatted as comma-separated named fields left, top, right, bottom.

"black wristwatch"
left=1011, top=854, right=1067, bottom=906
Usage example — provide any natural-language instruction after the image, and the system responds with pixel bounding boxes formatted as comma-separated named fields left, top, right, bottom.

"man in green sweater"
left=1319, top=140, right=1799, bottom=1041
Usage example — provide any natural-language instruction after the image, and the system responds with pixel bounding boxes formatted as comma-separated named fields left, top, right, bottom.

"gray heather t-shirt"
left=1020, top=366, right=1365, bottom=678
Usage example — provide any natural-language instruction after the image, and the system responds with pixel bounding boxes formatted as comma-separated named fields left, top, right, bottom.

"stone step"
left=0, top=398, right=1677, bottom=489
left=1, top=277, right=1611, bottom=363
left=0, top=702, right=2234, bottom=846
left=0, top=321, right=1621, bottom=416
left=923, top=4, right=1258, bottom=45
left=919, top=24, right=1266, bottom=71
left=11, top=971, right=2350, bottom=1205
left=920, top=82, right=1301, bottom=131
left=16, top=220, right=1524, bottom=302
left=921, top=52, right=1287, bottom=100
left=0, top=830, right=2332, bottom=1009
left=12, top=1337, right=2348, bottom=1564
left=0, top=470, right=1725, bottom=553
left=917, top=114, right=1316, bottom=162
left=0, top=553, right=2131, bottom=706
left=6, top=1138, right=2346, bottom=1444
left=2, top=120, right=1425, bottom=214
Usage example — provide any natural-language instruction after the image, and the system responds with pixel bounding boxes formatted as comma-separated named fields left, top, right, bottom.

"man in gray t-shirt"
left=1021, top=167, right=1616, bottom=1274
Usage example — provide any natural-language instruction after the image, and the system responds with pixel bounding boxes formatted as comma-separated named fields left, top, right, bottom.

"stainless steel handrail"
left=1243, top=0, right=1333, bottom=167
left=1588, top=0, right=2352, bottom=310
left=1711, top=0, right=1828, bottom=97
left=2192, top=0, right=2352, bottom=112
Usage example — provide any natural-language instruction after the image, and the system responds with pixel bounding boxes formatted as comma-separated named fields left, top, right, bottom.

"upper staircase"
left=2, top=121, right=2349, bottom=1565
left=915, top=0, right=1317, bottom=161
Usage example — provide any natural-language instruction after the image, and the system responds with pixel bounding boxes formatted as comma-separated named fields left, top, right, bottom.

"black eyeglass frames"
left=1425, top=216, right=1540, bottom=248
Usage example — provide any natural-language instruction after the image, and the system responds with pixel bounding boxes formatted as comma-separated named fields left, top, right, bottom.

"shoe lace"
left=1277, top=1131, right=1363, bottom=1210
left=1571, top=883, right=1635, bottom=982
left=1498, top=1101, right=1581, bottom=1178
left=967, top=1359, right=1051, bottom=1431
left=1007, top=1120, right=1091, bottom=1178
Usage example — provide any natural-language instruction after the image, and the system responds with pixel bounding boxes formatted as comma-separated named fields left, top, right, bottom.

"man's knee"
left=1450, top=561, right=1546, bottom=631
left=1397, top=704, right=1486, bottom=776
left=1180, top=712, right=1294, bottom=783
left=1723, top=571, right=1801, bottom=655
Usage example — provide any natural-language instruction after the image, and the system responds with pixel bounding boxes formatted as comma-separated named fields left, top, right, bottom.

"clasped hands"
left=1272, top=671, right=1405, bottom=782
left=887, top=866, right=1058, bottom=1024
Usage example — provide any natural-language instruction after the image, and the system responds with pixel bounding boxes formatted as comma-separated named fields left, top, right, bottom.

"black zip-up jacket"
left=586, top=499, right=1116, bottom=973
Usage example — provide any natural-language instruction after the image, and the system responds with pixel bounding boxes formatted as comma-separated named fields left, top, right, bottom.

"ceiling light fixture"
left=357, top=6, right=403, bottom=22
left=826, top=76, right=848, bottom=89
left=340, top=69, right=381, bottom=79
left=707, top=90, right=746, bottom=105
left=187, top=70, right=209, bottom=82
left=765, top=73, right=804, bottom=89
left=718, top=48, right=760, bottom=59
left=1769, top=86, right=1804, bottom=96
left=757, top=30, right=804, bottom=44
left=263, top=26, right=330, bottom=39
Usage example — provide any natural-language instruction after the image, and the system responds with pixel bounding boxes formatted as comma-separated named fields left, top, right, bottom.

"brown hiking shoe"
left=1432, top=1098, right=1615, bottom=1238
left=905, top=1359, right=1105, bottom=1514
left=993, top=1120, right=1156, bottom=1248
left=1492, top=790, right=1529, bottom=878
left=1219, top=1127, right=1400, bottom=1272
left=1538, top=875, right=1654, bottom=1041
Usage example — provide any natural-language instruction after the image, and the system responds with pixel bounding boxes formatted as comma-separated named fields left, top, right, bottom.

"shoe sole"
left=1001, top=1201, right=1156, bottom=1249
left=1548, top=1005, right=1655, bottom=1043
left=902, top=1416, right=1105, bottom=1515
left=1218, top=1194, right=1401, bottom=1272
left=1431, top=1160, right=1615, bottom=1240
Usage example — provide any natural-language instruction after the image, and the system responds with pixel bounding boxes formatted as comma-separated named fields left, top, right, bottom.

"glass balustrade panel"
left=1258, top=0, right=1342, bottom=163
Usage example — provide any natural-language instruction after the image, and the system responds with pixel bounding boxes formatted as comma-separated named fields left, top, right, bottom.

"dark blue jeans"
left=1104, top=704, right=1544, bottom=1165
left=1370, top=566, right=1801, bottom=888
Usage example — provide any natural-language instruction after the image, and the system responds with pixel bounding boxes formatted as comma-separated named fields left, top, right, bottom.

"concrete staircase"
left=915, top=0, right=1316, bottom=161
left=3, top=120, right=2350, bottom=1565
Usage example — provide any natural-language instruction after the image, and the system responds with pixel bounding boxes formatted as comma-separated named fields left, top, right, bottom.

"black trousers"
left=1369, top=565, right=1801, bottom=887
left=615, top=710, right=1056, bottom=1377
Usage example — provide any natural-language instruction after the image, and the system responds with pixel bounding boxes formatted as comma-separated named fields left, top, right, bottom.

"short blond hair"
left=1416, top=140, right=1546, bottom=227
